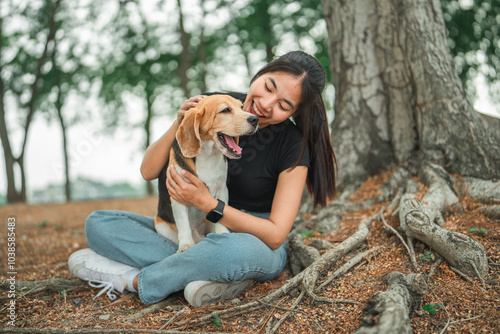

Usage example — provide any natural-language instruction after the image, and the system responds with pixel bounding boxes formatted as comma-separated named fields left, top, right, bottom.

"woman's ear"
left=176, top=107, right=205, bottom=158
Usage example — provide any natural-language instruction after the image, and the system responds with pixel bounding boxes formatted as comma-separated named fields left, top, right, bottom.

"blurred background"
left=1, top=0, right=498, bottom=205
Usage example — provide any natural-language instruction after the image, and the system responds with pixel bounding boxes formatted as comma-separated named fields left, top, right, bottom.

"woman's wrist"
left=201, top=197, right=219, bottom=214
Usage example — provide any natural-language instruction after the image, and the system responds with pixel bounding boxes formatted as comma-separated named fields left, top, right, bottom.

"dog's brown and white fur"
left=155, top=95, right=258, bottom=252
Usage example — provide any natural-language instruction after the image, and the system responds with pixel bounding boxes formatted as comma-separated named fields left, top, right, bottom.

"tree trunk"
left=0, top=18, right=20, bottom=202
left=322, top=0, right=500, bottom=190
left=145, top=92, right=154, bottom=196
left=198, top=0, right=207, bottom=93
left=55, top=86, right=72, bottom=202
left=177, top=0, right=190, bottom=98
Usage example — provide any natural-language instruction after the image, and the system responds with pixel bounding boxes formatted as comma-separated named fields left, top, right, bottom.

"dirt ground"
left=0, top=175, right=499, bottom=333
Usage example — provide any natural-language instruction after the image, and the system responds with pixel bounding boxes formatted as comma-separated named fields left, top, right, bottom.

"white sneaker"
left=68, top=248, right=138, bottom=301
left=184, top=280, right=253, bottom=307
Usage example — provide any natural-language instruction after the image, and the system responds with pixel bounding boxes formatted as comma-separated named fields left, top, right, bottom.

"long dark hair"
left=251, top=51, right=337, bottom=209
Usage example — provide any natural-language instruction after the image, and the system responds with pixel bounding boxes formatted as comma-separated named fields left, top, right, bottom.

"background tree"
left=97, top=1, right=184, bottom=195
left=0, top=0, right=61, bottom=203
left=37, top=1, right=97, bottom=202
left=322, top=0, right=500, bottom=192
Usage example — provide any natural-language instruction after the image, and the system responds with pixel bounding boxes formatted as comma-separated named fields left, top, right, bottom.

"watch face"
left=207, top=210, right=223, bottom=223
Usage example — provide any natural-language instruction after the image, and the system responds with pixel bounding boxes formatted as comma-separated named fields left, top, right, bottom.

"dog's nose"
left=248, top=115, right=259, bottom=127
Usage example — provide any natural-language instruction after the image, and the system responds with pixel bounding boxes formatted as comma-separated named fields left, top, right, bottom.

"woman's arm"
left=167, top=165, right=308, bottom=250
left=140, top=120, right=179, bottom=181
left=140, top=95, right=206, bottom=181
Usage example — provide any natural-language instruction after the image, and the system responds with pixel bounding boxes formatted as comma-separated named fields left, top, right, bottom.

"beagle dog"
left=155, top=94, right=259, bottom=252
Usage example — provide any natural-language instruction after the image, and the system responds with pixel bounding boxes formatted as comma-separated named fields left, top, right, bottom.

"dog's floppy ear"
left=176, top=107, right=205, bottom=158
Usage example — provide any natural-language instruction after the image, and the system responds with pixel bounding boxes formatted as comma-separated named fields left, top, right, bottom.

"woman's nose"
left=260, top=96, right=276, bottom=112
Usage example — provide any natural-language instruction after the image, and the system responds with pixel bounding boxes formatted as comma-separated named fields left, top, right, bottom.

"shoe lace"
left=89, top=280, right=118, bottom=301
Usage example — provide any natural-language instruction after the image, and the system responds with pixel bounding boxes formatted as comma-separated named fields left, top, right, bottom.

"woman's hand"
left=166, top=165, right=218, bottom=213
left=177, top=95, right=206, bottom=124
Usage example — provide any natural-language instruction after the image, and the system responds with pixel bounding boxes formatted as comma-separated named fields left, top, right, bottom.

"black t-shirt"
left=205, top=92, right=310, bottom=212
left=228, top=120, right=310, bottom=212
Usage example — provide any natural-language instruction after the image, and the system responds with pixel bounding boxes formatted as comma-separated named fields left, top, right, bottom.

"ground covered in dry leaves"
left=1, top=174, right=499, bottom=333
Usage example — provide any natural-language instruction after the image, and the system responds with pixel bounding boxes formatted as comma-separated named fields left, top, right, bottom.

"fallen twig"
left=159, top=306, right=188, bottom=330
left=123, top=296, right=177, bottom=322
left=427, top=258, right=444, bottom=279
left=450, top=267, right=487, bottom=293
left=380, top=207, right=419, bottom=271
left=449, top=314, right=484, bottom=324
left=258, top=297, right=286, bottom=333
left=97, top=293, right=135, bottom=310
left=0, top=278, right=84, bottom=297
left=304, top=287, right=360, bottom=305
left=270, top=290, right=311, bottom=334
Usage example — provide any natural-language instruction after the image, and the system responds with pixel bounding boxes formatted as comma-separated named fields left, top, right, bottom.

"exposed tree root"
left=454, top=176, right=500, bottom=204
left=288, top=234, right=321, bottom=275
left=299, top=212, right=379, bottom=300
left=398, top=163, right=489, bottom=279
left=316, top=246, right=384, bottom=291
left=480, top=205, right=500, bottom=220
left=354, top=272, right=429, bottom=334
left=399, top=183, right=488, bottom=278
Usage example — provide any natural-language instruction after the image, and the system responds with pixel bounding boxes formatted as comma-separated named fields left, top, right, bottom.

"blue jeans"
left=84, top=210, right=287, bottom=305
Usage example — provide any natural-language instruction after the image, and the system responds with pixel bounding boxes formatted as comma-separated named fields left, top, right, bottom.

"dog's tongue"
left=223, top=134, right=241, bottom=154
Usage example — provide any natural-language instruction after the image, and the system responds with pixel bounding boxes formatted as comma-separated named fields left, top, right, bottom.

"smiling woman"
left=68, top=50, right=337, bottom=308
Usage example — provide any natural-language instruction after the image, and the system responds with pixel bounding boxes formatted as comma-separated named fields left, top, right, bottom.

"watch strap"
left=206, top=199, right=225, bottom=223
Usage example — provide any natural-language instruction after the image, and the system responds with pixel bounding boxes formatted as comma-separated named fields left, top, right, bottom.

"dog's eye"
left=220, top=108, right=231, bottom=114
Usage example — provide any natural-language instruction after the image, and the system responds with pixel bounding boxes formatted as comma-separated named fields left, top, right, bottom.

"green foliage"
left=37, top=220, right=49, bottom=229
left=441, top=0, right=500, bottom=104
left=421, top=251, right=433, bottom=263
left=422, top=303, right=444, bottom=315
left=212, top=313, right=222, bottom=327
left=468, top=227, right=487, bottom=234
left=299, top=229, right=324, bottom=237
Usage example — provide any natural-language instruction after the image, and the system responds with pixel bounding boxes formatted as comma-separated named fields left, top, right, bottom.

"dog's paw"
left=177, top=242, right=195, bottom=253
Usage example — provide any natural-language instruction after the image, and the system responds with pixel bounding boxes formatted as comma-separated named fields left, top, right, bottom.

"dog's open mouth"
left=217, top=133, right=242, bottom=158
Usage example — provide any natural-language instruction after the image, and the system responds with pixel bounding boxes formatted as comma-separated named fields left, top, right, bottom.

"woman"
left=68, top=51, right=337, bottom=307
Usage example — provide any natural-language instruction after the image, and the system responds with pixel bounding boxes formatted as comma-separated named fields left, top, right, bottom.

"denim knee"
left=84, top=210, right=111, bottom=249
left=202, top=233, right=286, bottom=282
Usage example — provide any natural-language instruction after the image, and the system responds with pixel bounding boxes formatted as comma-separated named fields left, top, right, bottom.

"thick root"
left=354, top=272, right=428, bottom=334
left=399, top=182, right=488, bottom=278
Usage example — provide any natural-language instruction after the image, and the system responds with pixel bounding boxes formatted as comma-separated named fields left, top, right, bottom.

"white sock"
left=121, top=269, right=140, bottom=293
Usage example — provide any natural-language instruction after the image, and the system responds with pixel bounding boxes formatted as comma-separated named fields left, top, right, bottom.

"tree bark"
left=322, top=0, right=500, bottom=190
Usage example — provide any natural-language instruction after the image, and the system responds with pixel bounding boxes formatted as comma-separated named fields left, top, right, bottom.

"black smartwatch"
left=206, top=199, right=225, bottom=223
